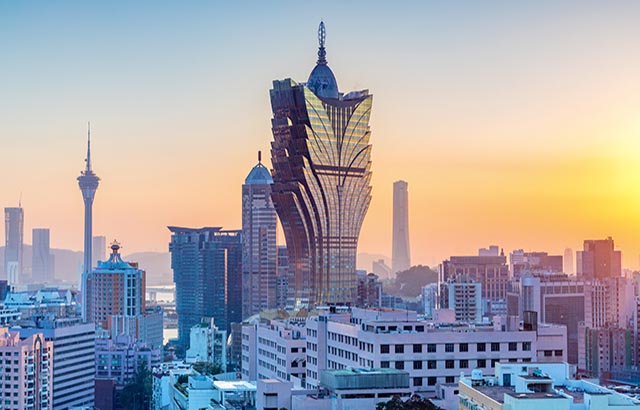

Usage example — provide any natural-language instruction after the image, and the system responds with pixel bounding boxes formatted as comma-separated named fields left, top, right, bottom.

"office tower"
left=270, top=22, right=373, bottom=307
left=32, top=228, right=54, bottom=283
left=392, top=180, right=411, bottom=274
left=242, top=152, right=277, bottom=318
left=4, top=206, right=24, bottom=285
left=85, top=241, right=146, bottom=332
left=509, top=250, right=563, bottom=278
left=564, top=248, right=574, bottom=274
left=577, top=237, right=622, bottom=280
left=440, top=251, right=509, bottom=315
left=77, top=124, right=100, bottom=322
left=92, top=235, right=106, bottom=266
left=372, top=259, right=392, bottom=281
left=439, top=275, right=483, bottom=323
left=0, top=328, right=53, bottom=410
left=168, top=226, right=242, bottom=346
left=478, top=245, right=500, bottom=256
left=17, top=317, right=95, bottom=410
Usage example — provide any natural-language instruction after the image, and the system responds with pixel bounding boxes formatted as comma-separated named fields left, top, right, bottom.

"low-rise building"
left=186, top=318, right=227, bottom=367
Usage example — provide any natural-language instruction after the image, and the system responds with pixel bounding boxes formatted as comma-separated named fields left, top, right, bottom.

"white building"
left=458, top=362, right=640, bottom=410
left=304, top=307, right=566, bottom=393
left=440, top=275, right=482, bottom=323
left=170, top=375, right=256, bottom=410
left=16, top=317, right=95, bottom=410
left=0, top=327, right=54, bottom=410
left=241, top=319, right=306, bottom=383
left=422, top=283, right=438, bottom=319
left=186, top=318, right=227, bottom=367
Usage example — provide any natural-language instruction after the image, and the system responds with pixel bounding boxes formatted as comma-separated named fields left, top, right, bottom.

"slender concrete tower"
left=77, top=123, right=100, bottom=322
left=392, top=180, right=411, bottom=274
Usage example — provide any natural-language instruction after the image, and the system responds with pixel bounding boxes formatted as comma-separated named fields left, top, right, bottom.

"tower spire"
left=258, top=150, right=262, bottom=164
left=86, top=121, right=92, bottom=172
left=317, top=21, right=327, bottom=65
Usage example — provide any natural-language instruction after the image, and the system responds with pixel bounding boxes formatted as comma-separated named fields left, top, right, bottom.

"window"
left=459, top=360, right=469, bottom=368
left=554, top=350, right=563, bottom=356
left=508, top=358, right=518, bottom=363
left=445, top=343, right=454, bottom=353
left=428, top=377, right=437, bottom=386
left=381, top=361, right=389, bottom=368
left=427, top=344, right=436, bottom=353
left=445, top=360, right=454, bottom=369
left=509, top=342, right=517, bottom=351
left=395, top=361, right=405, bottom=370
left=491, top=343, right=500, bottom=352
left=522, top=342, right=531, bottom=351
left=459, top=343, right=468, bottom=352
left=413, top=361, right=422, bottom=370
left=413, top=344, right=422, bottom=353
left=427, top=360, right=436, bottom=369
left=395, top=345, right=405, bottom=354
left=544, top=350, right=553, bottom=357
left=381, top=345, right=390, bottom=354
left=413, top=377, right=423, bottom=387
left=491, top=359, right=499, bottom=368
left=477, top=343, right=486, bottom=352
left=446, top=376, right=455, bottom=383
left=477, top=359, right=486, bottom=368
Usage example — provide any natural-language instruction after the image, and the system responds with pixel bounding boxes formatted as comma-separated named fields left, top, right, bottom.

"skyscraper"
left=93, top=235, right=107, bottom=267
left=270, top=22, right=373, bottom=307
left=168, top=226, right=242, bottom=347
left=564, top=248, right=574, bottom=274
left=4, top=206, right=24, bottom=285
left=577, top=237, right=621, bottom=280
left=392, top=180, right=411, bottom=274
left=77, top=124, right=100, bottom=322
left=242, top=151, right=277, bottom=318
left=32, top=228, right=54, bottom=283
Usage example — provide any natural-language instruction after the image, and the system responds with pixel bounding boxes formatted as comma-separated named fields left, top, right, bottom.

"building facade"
left=168, top=226, right=242, bottom=346
left=439, top=275, right=483, bottom=323
left=392, top=180, right=411, bottom=274
left=185, top=318, right=227, bottom=367
left=92, top=235, right=107, bottom=267
left=577, top=237, right=622, bottom=280
left=4, top=206, right=24, bottom=285
left=270, top=22, right=373, bottom=307
left=242, top=154, right=277, bottom=319
left=32, top=228, right=54, bottom=283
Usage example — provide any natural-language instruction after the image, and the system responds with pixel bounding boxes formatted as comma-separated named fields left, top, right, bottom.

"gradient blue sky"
left=2, top=2, right=640, bottom=269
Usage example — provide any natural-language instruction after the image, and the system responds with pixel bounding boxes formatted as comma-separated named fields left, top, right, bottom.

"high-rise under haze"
left=392, top=180, right=411, bottom=274
left=32, top=228, right=54, bottom=283
left=270, top=22, right=373, bottom=307
left=577, top=237, right=621, bottom=280
left=168, top=226, right=242, bottom=347
left=93, top=235, right=107, bottom=267
left=242, top=152, right=277, bottom=318
left=4, top=206, right=24, bottom=285
left=77, top=124, right=100, bottom=322
left=564, top=248, right=574, bottom=275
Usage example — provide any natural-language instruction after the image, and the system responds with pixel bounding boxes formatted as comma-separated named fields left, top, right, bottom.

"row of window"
left=380, top=342, right=531, bottom=354
left=380, top=358, right=533, bottom=370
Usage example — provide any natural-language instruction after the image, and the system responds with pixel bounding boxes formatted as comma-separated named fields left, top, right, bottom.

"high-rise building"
left=270, top=22, right=373, bottom=307
left=77, top=124, right=100, bottom=322
left=439, top=275, right=483, bottom=323
left=0, top=328, right=54, bottom=410
left=92, top=235, right=107, bottom=266
left=564, top=248, right=574, bottom=274
left=577, top=237, right=622, bottom=280
left=4, top=206, right=24, bottom=285
left=85, top=241, right=146, bottom=332
left=242, top=152, right=277, bottom=319
left=32, top=228, right=54, bottom=283
left=168, top=226, right=242, bottom=347
left=276, top=245, right=293, bottom=309
left=392, top=181, right=411, bottom=274
left=509, top=250, right=563, bottom=278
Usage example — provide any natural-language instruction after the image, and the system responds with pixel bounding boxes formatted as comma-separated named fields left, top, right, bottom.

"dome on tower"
left=245, top=159, right=273, bottom=185
left=306, top=21, right=339, bottom=99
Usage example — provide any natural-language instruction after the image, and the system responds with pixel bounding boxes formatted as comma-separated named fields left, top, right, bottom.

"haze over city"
left=2, top=1, right=640, bottom=268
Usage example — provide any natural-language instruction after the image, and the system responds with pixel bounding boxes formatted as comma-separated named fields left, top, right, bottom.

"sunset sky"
left=2, top=1, right=640, bottom=270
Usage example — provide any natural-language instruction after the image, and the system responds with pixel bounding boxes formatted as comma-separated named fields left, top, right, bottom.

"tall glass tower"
left=242, top=151, right=277, bottom=318
left=4, top=206, right=24, bottom=285
left=270, top=22, right=373, bottom=307
left=77, top=124, right=100, bottom=322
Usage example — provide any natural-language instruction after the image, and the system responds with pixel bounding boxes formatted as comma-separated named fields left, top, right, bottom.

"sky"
left=1, top=1, right=640, bottom=270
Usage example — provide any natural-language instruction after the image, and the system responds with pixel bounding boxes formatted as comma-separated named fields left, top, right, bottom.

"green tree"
left=192, top=361, right=224, bottom=375
left=118, top=361, right=152, bottom=410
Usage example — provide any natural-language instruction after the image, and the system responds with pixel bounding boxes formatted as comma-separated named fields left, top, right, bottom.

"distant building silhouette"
left=564, top=248, right=574, bottom=274
left=392, top=180, right=411, bottom=274
left=242, top=152, right=277, bottom=318
left=270, top=22, right=373, bottom=307
left=77, top=124, right=100, bottom=322
left=93, top=235, right=106, bottom=266
left=32, top=228, right=54, bottom=283
left=576, top=237, right=621, bottom=280
left=4, top=206, right=23, bottom=285
left=168, top=226, right=242, bottom=347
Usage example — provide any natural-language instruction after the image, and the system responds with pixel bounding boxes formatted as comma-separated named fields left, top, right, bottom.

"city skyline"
left=2, top=2, right=640, bottom=269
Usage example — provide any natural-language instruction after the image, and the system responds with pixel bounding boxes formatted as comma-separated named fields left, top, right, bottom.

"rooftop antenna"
left=317, top=21, right=327, bottom=65
left=258, top=150, right=262, bottom=164
left=85, top=121, right=92, bottom=172
left=18, top=192, right=22, bottom=208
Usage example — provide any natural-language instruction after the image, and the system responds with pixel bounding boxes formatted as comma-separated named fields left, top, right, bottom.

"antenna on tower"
left=258, top=150, right=262, bottom=164
left=18, top=192, right=22, bottom=208
left=86, top=121, right=92, bottom=172
left=317, top=21, right=327, bottom=65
